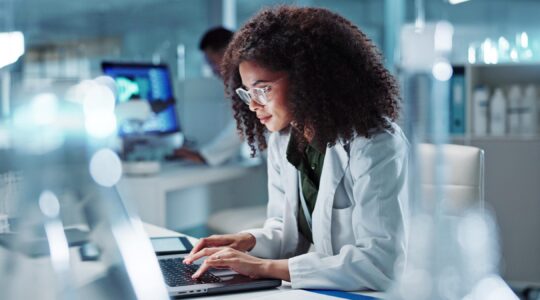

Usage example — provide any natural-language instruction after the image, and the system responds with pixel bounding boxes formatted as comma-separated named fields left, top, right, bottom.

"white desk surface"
left=118, top=159, right=263, bottom=227
left=143, top=223, right=383, bottom=300
left=121, top=159, right=262, bottom=190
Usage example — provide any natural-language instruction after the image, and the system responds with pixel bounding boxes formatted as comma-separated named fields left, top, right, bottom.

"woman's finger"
left=189, top=236, right=218, bottom=255
left=191, top=260, right=213, bottom=279
left=193, top=257, right=237, bottom=279
left=191, top=249, right=233, bottom=278
left=183, top=247, right=222, bottom=264
left=188, top=238, right=208, bottom=256
left=205, top=250, right=241, bottom=268
left=184, top=247, right=220, bottom=264
left=189, top=235, right=232, bottom=256
left=209, top=256, right=237, bottom=266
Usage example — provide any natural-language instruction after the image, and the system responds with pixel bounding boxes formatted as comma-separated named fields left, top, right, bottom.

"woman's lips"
left=258, top=115, right=271, bottom=124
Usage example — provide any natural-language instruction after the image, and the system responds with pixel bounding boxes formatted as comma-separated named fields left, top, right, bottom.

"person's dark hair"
left=199, top=27, right=234, bottom=52
left=222, top=6, right=400, bottom=155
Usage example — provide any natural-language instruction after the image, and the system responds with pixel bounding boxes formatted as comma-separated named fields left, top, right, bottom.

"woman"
left=183, top=6, right=409, bottom=291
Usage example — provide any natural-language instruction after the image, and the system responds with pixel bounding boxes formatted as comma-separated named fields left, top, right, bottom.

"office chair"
left=208, top=143, right=485, bottom=234
left=417, top=143, right=485, bottom=214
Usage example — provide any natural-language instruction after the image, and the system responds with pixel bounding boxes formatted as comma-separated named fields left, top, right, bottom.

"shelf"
left=452, top=135, right=540, bottom=142
left=467, top=62, right=540, bottom=68
left=465, top=64, right=540, bottom=138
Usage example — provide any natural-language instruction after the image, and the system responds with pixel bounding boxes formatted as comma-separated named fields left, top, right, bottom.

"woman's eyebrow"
left=241, top=79, right=271, bottom=89
left=251, top=79, right=271, bottom=87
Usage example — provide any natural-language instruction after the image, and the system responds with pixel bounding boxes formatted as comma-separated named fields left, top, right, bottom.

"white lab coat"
left=244, top=122, right=409, bottom=291
left=199, top=120, right=244, bottom=166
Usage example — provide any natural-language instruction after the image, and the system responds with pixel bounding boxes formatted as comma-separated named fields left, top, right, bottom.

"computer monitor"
left=101, top=62, right=181, bottom=137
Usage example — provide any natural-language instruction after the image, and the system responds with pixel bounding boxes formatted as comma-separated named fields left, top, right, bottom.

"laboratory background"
left=0, top=0, right=539, bottom=299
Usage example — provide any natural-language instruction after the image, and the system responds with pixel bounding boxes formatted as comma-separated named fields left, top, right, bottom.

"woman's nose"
left=248, top=99, right=262, bottom=112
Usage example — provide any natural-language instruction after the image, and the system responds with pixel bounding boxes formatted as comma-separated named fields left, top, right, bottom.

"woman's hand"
left=191, top=248, right=269, bottom=279
left=171, top=147, right=206, bottom=164
left=189, top=248, right=291, bottom=281
left=183, top=233, right=256, bottom=264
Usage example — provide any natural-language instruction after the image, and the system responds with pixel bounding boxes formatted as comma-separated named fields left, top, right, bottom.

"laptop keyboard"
left=159, top=258, right=222, bottom=287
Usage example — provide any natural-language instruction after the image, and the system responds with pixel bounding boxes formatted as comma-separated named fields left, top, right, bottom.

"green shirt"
left=286, top=133, right=326, bottom=244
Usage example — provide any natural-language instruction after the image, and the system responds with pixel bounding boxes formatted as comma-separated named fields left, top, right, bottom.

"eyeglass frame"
left=235, top=77, right=285, bottom=106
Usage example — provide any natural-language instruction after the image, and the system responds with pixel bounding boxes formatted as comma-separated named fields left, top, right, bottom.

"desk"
left=118, top=159, right=263, bottom=228
left=144, top=223, right=383, bottom=300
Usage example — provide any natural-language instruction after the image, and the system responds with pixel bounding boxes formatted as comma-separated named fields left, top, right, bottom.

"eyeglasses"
left=235, top=86, right=271, bottom=106
left=235, top=77, right=284, bottom=106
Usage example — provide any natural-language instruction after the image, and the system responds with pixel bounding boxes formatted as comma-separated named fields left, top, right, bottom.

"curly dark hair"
left=222, top=6, right=400, bottom=155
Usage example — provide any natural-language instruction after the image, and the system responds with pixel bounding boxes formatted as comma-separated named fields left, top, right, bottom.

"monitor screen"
left=101, top=62, right=181, bottom=136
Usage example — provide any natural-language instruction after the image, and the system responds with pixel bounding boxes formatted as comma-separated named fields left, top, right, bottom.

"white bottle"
left=473, top=86, right=489, bottom=136
left=522, top=84, right=538, bottom=135
left=490, top=88, right=507, bottom=136
left=507, top=85, right=522, bottom=135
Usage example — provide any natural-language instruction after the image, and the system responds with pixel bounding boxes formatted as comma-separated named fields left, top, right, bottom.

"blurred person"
left=200, top=26, right=233, bottom=76
left=173, top=27, right=245, bottom=166
left=183, top=6, right=410, bottom=292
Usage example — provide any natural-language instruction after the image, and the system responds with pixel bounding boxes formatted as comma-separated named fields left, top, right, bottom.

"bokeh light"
left=39, top=190, right=60, bottom=218
left=432, top=60, right=453, bottom=81
left=89, top=148, right=123, bottom=187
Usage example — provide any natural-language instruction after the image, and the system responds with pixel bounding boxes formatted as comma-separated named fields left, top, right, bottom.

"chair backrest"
left=418, top=143, right=484, bottom=213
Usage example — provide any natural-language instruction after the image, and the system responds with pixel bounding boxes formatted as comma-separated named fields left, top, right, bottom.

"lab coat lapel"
left=284, top=159, right=299, bottom=222
left=312, top=142, right=349, bottom=255
left=280, top=132, right=299, bottom=221
left=281, top=133, right=301, bottom=252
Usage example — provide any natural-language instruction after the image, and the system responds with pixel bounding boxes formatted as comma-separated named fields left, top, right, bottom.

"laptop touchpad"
left=209, top=268, right=238, bottom=277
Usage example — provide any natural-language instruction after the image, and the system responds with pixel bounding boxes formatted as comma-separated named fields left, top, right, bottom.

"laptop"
left=151, top=236, right=281, bottom=298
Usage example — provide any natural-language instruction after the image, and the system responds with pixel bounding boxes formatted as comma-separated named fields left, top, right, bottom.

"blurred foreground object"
left=0, top=31, right=24, bottom=69
left=391, top=20, right=518, bottom=300
left=0, top=78, right=168, bottom=299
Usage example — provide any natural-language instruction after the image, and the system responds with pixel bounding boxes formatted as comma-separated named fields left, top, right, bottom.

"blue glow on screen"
left=102, top=63, right=180, bottom=136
